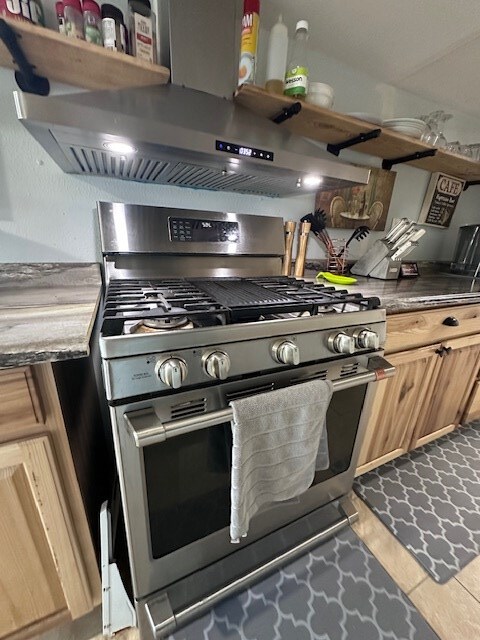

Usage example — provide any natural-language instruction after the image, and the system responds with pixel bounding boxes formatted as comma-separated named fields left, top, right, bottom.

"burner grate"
left=103, top=279, right=228, bottom=320
left=101, top=276, right=381, bottom=336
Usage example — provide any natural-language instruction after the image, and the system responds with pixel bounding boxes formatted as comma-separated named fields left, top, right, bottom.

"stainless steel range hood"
left=14, top=84, right=369, bottom=197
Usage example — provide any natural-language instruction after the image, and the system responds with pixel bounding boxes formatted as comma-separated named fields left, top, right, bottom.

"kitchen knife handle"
left=282, top=220, right=297, bottom=276
left=385, top=218, right=409, bottom=243
left=294, top=222, right=311, bottom=278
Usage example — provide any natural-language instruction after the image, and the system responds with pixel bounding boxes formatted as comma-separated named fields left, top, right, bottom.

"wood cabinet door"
left=0, top=367, right=43, bottom=434
left=356, top=345, right=439, bottom=475
left=412, top=334, right=480, bottom=448
left=462, top=380, right=480, bottom=423
left=0, top=435, right=92, bottom=639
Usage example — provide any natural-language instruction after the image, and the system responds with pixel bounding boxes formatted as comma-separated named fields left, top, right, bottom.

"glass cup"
left=420, top=110, right=452, bottom=148
left=465, top=144, right=480, bottom=162
left=445, top=140, right=461, bottom=154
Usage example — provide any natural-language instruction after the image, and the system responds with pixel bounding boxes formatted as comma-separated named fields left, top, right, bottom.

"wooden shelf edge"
left=235, top=84, right=480, bottom=182
left=0, top=17, right=170, bottom=90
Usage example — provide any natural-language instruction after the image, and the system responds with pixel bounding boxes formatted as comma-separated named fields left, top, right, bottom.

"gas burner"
left=266, top=310, right=313, bottom=320
left=143, top=316, right=191, bottom=330
left=125, top=318, right=194, bottom=335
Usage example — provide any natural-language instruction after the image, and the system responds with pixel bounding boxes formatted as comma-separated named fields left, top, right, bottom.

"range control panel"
left=104, top=322, right=385, bottom=400
left=169, top=217, right=240, bottom=243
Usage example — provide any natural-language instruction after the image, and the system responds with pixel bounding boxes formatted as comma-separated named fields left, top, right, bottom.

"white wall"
left=1, top=28, right=480, bottom=264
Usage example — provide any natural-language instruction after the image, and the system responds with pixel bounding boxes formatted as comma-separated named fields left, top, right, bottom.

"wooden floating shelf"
left=0, top=17, right=170, bottom=90
left=235, top=85, right=480, bottom=182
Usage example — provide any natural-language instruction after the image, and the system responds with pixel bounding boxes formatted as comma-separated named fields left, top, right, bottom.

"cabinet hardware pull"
left=442, top=316, right=459, bottom=326
left=435, top=346, right=452, bottom=357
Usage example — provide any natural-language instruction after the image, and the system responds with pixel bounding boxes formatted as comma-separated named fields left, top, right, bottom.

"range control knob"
left=272, top=340, right=300, bottom=365
left=156, top=357, right=188, bottom=389
left=328, top=332, right=355, bottom=355
left=354, top=328, right=380, bottom=350
left=203, top=350, right=231, bottom=380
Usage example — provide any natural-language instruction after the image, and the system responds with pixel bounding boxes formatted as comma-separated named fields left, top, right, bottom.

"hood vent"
left=65, top=145, right=302, bottom=197
left=14, top=84, right=370, bottom=198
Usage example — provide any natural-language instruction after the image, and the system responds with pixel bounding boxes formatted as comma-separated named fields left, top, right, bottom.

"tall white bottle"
left=265, top=15, right=288, bottom=95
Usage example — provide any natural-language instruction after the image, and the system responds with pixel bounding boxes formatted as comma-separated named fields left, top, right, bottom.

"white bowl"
left=306, top=83, right=334, bottom=109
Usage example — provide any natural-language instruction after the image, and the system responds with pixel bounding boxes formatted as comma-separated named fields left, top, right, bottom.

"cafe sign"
left=418, top=172, right=465, bottom=228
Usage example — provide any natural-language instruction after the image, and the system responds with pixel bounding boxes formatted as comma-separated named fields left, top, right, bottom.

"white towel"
left=229, top=379, right=333, bottom=543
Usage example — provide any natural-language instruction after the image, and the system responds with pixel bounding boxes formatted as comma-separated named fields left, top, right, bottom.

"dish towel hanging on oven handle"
left=229, top=379, right=333, bottom=543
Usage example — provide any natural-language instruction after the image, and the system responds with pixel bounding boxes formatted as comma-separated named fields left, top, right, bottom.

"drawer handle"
left=435, top=346, right=452, bottom=357
left=442, top=316, right=459, bottom=327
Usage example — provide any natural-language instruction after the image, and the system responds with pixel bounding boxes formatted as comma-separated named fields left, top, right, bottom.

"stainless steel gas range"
left=97, top=202, right=394, bottom=639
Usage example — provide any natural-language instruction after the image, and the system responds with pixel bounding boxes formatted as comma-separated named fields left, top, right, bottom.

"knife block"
left=351, top=240, right=401, bottom=280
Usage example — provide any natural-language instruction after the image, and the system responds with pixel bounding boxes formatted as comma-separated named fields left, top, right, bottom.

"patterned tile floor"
left=168, top=527, right=437, bottom=640
left=354, top=422, right=480, bottom=583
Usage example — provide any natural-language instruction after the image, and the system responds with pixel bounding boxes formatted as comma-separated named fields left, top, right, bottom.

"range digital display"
left=216, top=140, right=274, bottom=162
left=169, top=218, right=240, bottom=243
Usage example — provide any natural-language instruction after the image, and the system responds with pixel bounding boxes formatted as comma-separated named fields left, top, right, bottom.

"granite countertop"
left=0, top=263, right=102, bottom=368
left=3, top=262, right=478, bottom=368
left=304, top=264, right=480, bottom=314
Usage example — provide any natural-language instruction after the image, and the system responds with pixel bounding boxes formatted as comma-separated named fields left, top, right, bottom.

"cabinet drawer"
left=386, top=304, right=480, bottom=353
left=0, top=367, right=43, bottom=430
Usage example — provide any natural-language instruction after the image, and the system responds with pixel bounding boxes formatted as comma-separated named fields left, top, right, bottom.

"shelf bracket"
left=271, top=102, right=302, bottom=124
left=382, top=148, right=437, bottom=171
left=0, top=18, right=50, bottom=96
left=463, top=180, right=480, bottom=191
left=327, top=128, right=381, bottom=157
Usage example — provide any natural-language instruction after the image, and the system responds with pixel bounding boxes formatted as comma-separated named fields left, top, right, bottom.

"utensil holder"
left=326, top=240, right=348, bottom=274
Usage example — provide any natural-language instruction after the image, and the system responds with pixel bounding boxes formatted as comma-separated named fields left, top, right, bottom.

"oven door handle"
left=124, top=356, right=395, bottom=448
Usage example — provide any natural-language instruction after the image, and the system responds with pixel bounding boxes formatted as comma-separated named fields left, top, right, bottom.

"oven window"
left=313, top=384, right=367, bottom=483
left=144, top=424, right=232, bottom=559
left=143, top=383, right=367, bottom=559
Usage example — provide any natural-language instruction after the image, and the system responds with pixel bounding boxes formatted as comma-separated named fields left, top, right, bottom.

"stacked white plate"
left=382, top=118, right=426, bottom=139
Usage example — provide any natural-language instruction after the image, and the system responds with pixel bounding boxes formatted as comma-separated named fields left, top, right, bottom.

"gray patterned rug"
left=354, top=421, right=480, bottom=583
left=169, top=527, right=438, bottom=640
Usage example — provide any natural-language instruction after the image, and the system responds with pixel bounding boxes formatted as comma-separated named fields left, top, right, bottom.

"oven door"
left=112, top=355, right=394, bottom=601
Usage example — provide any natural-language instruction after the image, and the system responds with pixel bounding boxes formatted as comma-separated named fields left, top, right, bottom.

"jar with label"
left=102, top=4, right=127, bottom=52
left=0, top=0, right=32, bottom=22
left=56, top=1, right=65, bottom=33
left=30, top=0, right=45, bottom=26
left=238, top=0, right=260, bottom=86
left=64, top=0, right=84, bottom=39
left=284, top=20, right=309, bottom=99
left=128, top=0, right=156, bottom=63
left=83, top=0, right=102, bottom=44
